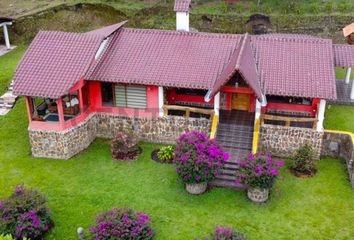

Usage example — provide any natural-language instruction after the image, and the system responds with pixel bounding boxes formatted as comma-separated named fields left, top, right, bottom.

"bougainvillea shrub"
left=89, top=208, right=154, bottom=240
left=0, top=184, right=53, bottom=240
left=235, top=153, right=284, bottom=189
left=111, top=131, right=140, bottom=160
left=174, top=131, right=230, bottom=184
left=200, top=226, right=246, bottom=240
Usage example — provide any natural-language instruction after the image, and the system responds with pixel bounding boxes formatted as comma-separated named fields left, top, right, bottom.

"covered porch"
left=25, top=80, right=91, bottom=130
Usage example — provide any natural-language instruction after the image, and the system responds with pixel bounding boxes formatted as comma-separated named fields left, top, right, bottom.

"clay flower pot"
left=247, top=187, right=269, bottom=203
left=185, top=183, right=207, bottom=195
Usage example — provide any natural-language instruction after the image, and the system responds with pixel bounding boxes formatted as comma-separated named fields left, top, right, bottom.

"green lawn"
left=1, top=37, right=354, bottom=240
left=325, top=105, right=354, bottom=132
left=1, top=100, right=354, bottom=240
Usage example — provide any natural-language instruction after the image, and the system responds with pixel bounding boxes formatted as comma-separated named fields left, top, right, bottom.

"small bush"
left=174, top=131, right=230, bottom=184
left=202, top=226, right=246, bottom=240
left=0, top=234, right=25, bottom=240
left=290, top=144, right=316, bottom=175
left=157, top=146, right=175, bottom=163
left=89, top=208, right=154, bottom=240
left=0, top=184, right=53, bottom=240
left=112, top=131, right=140, bottom=160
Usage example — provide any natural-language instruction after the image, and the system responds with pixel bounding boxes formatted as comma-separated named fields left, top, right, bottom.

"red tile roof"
left=85, top=21, right=128, bottom=38
left=174, top=0, right=191, bottom=12
left=13, top=31, right=103, bottom=98
left=252, top=34, right=337, bottom=99
left=208, top=34, right=262, bottom=100
left=332, top=44, right=354, bottom=67
left=88, top=28, right=244, bottom=90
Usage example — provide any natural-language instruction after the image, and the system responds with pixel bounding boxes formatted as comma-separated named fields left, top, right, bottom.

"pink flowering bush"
left=89, top=208, right=154, bottom=240
left=235, top=153, right=284, bottom=189
left=0, top=184, right=53, bottom=240
left=174, top=131, right=230, bottom=184
left=201, top=226, right=246, bottom=240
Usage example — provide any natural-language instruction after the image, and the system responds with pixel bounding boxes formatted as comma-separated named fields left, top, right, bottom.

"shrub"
left=0, top=235, right=25, bottom=240
left=202, top=226, right=246, bottom=240
left=290, top=144, right=316, bottom=175
left=89, top=208, right=154, bottom=240
left=235, top=153, right=284, bottom=189
left=157, top=146, right=175, bottom=163
left=174, top=131, right=230, bottom=184
left=112, top=131, right=140, bottom=160
left=0, top=184, right=53, bottom=240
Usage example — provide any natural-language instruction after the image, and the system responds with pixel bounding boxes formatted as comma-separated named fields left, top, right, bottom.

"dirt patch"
left=151, top=149, right=174, bottom=164
left=289, top=168, right=317, bottom=178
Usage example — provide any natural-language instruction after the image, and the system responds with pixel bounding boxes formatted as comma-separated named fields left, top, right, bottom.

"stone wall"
left=29, top=113, right=211, bottom=159
left=258, top=124, right=323, bottom=159
left=321, top=132, right=354, bottom=188
left=29, top=113, right=98, bottom=160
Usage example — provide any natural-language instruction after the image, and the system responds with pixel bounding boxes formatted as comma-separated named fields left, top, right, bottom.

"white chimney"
left=174, top=0, right=191, bottom=31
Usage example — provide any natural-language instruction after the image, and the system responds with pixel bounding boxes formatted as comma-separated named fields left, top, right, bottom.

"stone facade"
left=321, top=132, right=354, bottom=188
left=29, top=113, right=211, bottom=159
left=258, top=124, right=323, bottom=159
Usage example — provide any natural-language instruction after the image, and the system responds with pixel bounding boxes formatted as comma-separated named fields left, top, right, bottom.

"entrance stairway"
left=210, top=110, right=255, bottom=189
left=0, top=80, right=18, bottom=115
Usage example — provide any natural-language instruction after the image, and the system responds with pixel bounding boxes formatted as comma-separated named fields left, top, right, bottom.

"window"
left=175, top=88, right=208, bottom=96
left=115, top=85, right=147, bottom=108
left=267, top=95, right=311, bottom=105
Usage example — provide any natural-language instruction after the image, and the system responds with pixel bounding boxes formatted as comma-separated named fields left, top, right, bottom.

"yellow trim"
left=210, top=115, right=219, bottom=139
left=325, top=129, right=354, bottom=142
left=252, top=118, right=260, bottom=154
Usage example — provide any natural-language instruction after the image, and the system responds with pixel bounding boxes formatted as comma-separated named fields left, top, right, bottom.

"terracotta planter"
left=247, top=187, right=269, bottom=203
left=186, top=183, right=207, bottom=195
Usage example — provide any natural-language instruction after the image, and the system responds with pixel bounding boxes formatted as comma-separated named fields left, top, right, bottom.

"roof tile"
left=174, top=0, right=191, bottom=12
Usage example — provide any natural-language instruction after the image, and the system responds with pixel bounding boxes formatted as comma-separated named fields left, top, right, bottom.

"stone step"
left=209, top=179, right=246, bottom=189
left=217, top=130, right=254, bottom=139
left=218, top=123, right=254, bottom=132
left=218, top=137, right=253, bottom=146
left=224, top=162, right=239, bottom=170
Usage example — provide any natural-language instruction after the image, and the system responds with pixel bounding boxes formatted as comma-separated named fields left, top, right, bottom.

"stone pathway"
left=0, top=80, right=18, bottom=116
left=0, top=45, right=16, bottom=57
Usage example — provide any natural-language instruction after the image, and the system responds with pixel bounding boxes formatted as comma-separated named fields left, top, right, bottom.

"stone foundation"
left=321, top=132, right=354, bottom=188
left=29, top=113, right=211, bottom=159
left=258, top=124, right=323, bottom=159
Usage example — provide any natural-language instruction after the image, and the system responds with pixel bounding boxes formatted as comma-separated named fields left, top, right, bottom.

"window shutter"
left=115, top=85, right=127, bottom=107
left=126, top=86, right=147, bottom=108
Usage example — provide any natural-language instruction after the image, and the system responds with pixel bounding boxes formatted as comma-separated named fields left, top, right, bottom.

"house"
left=12, top=3, right=354, bottom=162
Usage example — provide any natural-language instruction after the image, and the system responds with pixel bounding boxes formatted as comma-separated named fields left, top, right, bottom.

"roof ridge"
left=235, top=33, right=248, bottom=69
left=122, top=27, right=242, bottom=38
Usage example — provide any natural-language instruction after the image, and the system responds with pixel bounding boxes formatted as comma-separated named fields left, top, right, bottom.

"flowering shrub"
left=112, top=131, right=140, bottom=160
left=202, top=226, right=246, bottom=240
left=174, top=131, right=230, bottom=184
left=89, top=208, right=154, bottom=240
left=235, top=153, right=284, bottom=189
left=0, top=184, right=53, bottom=240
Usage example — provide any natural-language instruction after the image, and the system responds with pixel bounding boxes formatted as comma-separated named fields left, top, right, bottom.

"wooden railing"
left=261, top=114, right=318, bottom=129
left=163, top=105, right=214, bottom=119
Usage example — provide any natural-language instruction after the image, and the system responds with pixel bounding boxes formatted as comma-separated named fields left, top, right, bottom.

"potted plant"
left=174, top=131, right=230, bottom=195
left=235, top=153, right=284, bottom=203
left=290, top=144, right=317, bottom=177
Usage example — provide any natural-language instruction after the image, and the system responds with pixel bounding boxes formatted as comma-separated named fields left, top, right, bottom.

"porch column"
left=78, top=88, right=84, bottom=112
left=214, top=92, right=220, bottom=116
left=176, top=12, right=189, bottom=31
left=25, top=97, right=33, bottom=123
left=345, top=68, right=352, bottom=84
left=158, top=86, right=164, bottom=117
left=255, top=99, right=261, bottom=119
left=3, top=24, right=11, bottom=49
left=316, top=99, right=326, bottom=131
left=57, top=98, right=65, bottom=126
left=351, top=79, right=354, bottom=99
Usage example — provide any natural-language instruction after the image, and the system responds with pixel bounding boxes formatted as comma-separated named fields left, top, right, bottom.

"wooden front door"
left=231, top=93, right=251, bottom=111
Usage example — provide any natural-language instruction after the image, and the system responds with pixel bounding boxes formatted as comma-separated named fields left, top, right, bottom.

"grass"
left=0, top=45, right=26, bottom=95
left=0, top=27, right=354, bottom=240
left=325, top=105, right=354, bottom=132
left=1, top=100, right=354, bottom=240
